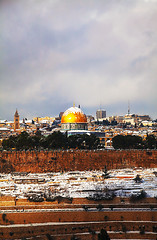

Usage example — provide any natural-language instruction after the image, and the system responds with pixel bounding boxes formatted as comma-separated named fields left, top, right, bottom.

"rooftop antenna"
left=128, top=100, right=130, bottom=115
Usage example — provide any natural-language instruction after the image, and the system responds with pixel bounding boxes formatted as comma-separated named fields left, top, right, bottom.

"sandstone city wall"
left=0, top=150, right=156, bottom=173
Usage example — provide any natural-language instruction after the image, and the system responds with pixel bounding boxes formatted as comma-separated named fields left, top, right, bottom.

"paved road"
left=0, top=207, right=157, bottom=213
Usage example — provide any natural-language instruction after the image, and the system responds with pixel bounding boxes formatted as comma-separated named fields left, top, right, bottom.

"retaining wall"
left=0, top=150, right=156, bottom=173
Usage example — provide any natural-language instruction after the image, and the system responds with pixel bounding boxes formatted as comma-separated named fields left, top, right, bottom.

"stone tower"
left=14, top=109, right=20, bottom=131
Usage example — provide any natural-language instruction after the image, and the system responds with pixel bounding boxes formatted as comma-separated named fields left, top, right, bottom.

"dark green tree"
left=112, top=135, right=143, bottom=149
left=103, top=120, right=110, bottom=126
left=44, top=131, right=67, bottom=149
left=2, top=131, right=100, bottom=150
left=102, top=165, right=110, bottom=179
left=98, top=229, right=110, bottom=240
left=134, top=174, right=142, bottom=183
left=145, top=135, right=156, bottom=149
left=2, top=135, right=17, bottom=150
left=67, top=134, right=99, bottom=149
left=112, top=135, right=126, bottom=149
left=16, top=131, right=31, bottom=150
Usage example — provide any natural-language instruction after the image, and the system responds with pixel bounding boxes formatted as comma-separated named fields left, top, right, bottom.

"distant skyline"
left=0, top=0, right=157, bottom=120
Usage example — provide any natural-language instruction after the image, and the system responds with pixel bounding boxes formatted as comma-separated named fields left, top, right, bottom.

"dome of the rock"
left=61, top=106, right=87, bottom=131
left=61, top=107, right=87, bottom=124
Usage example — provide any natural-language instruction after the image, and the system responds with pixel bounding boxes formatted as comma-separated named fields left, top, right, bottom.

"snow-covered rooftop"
left=0, top=127, right=10, bottom=131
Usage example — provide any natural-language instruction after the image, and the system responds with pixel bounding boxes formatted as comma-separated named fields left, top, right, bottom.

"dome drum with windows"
left=61, top=106, right=88, bottom=131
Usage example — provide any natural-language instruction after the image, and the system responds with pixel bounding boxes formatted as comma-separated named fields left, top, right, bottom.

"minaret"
left=128, top=101, right=130, bottom=115
left=14, top=109, right=20, bottom=131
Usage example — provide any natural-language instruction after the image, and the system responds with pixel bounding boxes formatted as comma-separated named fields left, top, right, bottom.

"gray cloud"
left=0, top=0, right=157, bottom=120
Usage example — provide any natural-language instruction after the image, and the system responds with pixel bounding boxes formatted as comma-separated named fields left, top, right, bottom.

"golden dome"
left=61, top=107, right=87, bottom=124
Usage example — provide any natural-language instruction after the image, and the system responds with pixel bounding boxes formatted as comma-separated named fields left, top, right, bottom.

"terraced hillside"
left=0, top=197, right=157, bottom=239
left=0, top=167, right=156, bottom=239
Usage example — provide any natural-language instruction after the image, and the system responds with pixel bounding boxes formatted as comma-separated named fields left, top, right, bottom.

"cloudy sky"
left=0, top=0, right=157, bottom=120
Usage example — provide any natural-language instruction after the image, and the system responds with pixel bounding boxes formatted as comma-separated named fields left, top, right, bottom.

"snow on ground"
left=0, top=168, right=157, bottom=199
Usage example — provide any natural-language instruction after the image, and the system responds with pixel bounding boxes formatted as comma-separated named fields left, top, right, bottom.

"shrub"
left=134, top=174, right=142, bottom=183
left=130, top=190, right=147, bottom=202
